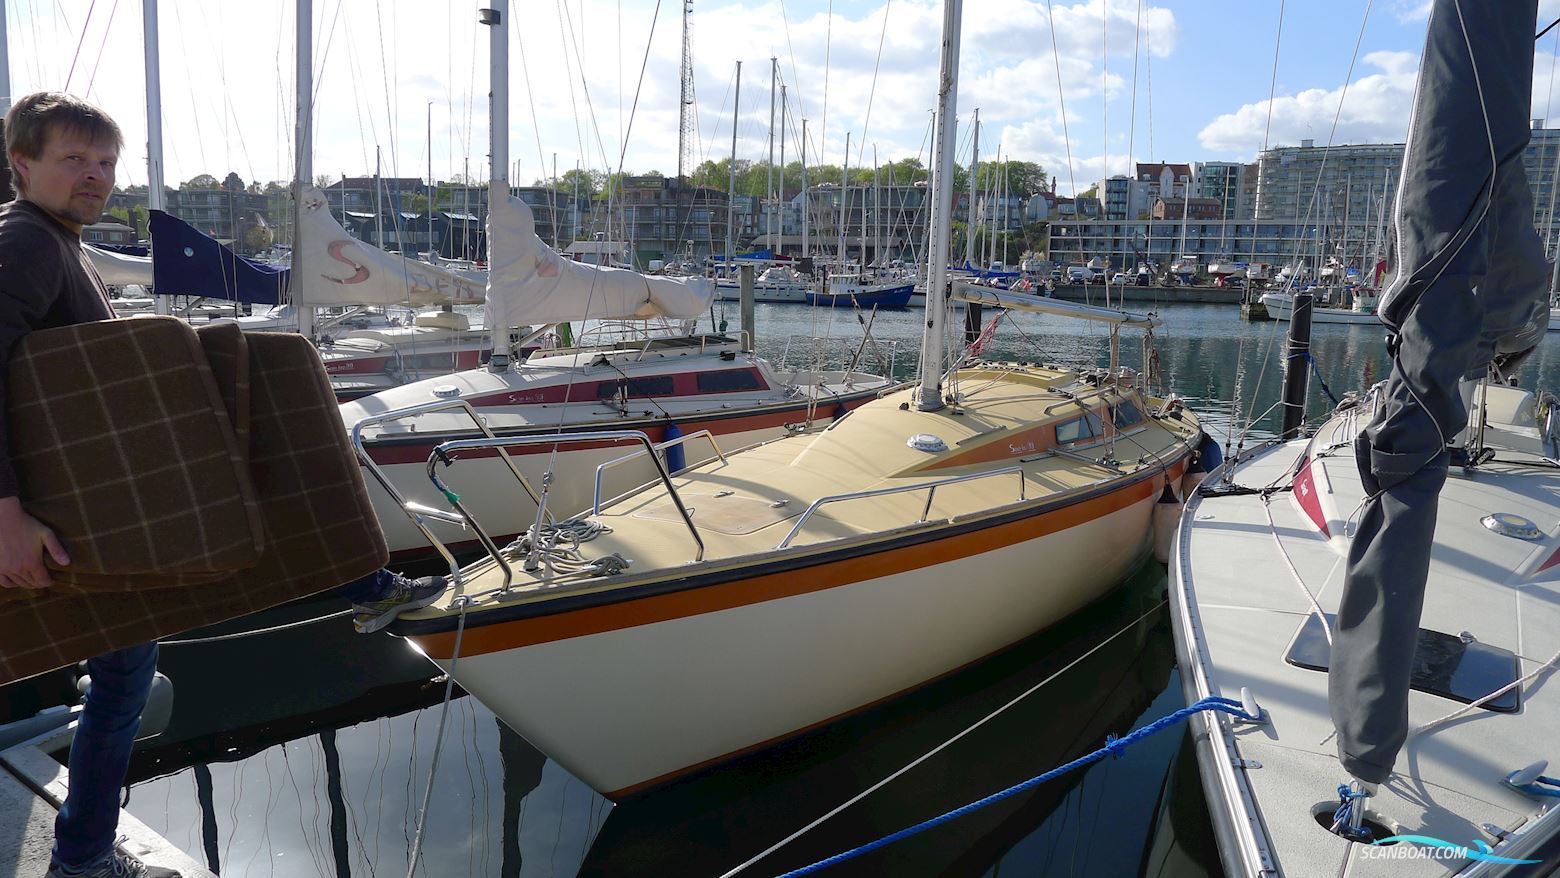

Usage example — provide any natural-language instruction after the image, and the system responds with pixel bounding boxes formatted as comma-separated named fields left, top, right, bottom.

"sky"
left=6, top=0, right=1560, bottom=197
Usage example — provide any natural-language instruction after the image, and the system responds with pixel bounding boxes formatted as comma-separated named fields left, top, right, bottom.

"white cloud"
left=1196, top=51, right=1418, bottom=156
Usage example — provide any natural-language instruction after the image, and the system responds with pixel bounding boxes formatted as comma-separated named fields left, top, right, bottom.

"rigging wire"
left=853, top=0, right=893, bottom=168
left=62, top=0, right=98, bottom=92
left=82, top=0, right=120, bottom=99
left=1044, top=0, right=1079, bottom=201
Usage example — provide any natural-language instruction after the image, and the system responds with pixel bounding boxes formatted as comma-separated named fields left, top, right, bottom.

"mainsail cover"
left=292, top=186, right=484, bottom=307
left=85, top=244, right=155, bottom=287
left=149, top=210, right=288, bottom=305
left=484, top=192, right=714, bottom=328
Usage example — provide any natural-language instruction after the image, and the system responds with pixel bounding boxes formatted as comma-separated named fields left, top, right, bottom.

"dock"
left=0, top=740, right=213, bottom=877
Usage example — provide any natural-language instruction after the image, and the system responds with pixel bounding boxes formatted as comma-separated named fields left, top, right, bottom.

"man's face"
left=10, top=125, right=118, bottom=233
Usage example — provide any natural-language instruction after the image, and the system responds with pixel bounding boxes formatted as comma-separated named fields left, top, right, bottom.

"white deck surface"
left=1175, top=401, right=1560, bottom=876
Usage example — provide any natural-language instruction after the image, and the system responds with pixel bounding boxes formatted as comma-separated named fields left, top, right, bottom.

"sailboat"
left=1171, top=3, right=1560, bottom=872
left=370, top=0, right=1205, bottom=799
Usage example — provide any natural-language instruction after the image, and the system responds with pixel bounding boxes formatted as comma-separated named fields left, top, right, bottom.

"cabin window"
left=596, top=381, right=621, bottom=400
left=625, top=376, right=676, bottom=397
left=1113, top=401, right=1143, bottom=428
left=1056, top=413, right=1102, bottom=444
left=696, top=369, right=765, bottom=393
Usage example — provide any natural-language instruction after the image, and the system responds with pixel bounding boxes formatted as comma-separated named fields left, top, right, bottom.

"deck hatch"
left=1285, top=614, right=1520, bottom=712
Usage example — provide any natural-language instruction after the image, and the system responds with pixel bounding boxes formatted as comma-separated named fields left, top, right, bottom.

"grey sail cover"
left=1328, top=0, right=1549, bottom=785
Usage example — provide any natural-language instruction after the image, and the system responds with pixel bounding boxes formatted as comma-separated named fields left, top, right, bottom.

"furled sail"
left=84, top=243, right=154, bottom=287
left=149, top=211, right=288, bottom=305
left=483, top=192, right=713, bottom=328
left=292, top=186, right=485, bottom=307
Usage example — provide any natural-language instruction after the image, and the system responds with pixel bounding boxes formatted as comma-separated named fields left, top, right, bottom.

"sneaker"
left=46, top=848, right=181, bottom=878
left=350, top=574, right=449, bottom=634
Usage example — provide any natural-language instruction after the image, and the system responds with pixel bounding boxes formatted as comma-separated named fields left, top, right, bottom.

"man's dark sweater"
left=0, top=199, right=114, bottom=499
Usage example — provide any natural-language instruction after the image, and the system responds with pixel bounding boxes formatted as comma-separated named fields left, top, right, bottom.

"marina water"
left=30, top=302, right=1560, bottom=876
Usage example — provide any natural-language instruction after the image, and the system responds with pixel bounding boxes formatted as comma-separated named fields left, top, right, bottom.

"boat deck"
left=1175, top=412, right=1560, bottom=875
left=404, top=365, right=1198, bottom=623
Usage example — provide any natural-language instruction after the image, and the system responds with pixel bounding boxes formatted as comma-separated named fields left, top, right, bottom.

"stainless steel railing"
left=776, top=466, right=1028, bottom=550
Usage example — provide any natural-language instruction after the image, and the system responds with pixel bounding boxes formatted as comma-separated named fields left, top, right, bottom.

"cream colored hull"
left=424, top=481, right=1163, bottom=796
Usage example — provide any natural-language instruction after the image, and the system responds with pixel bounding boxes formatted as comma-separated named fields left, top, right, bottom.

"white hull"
left=1258, top=291, right=1382, bottom=325
left=435, top=490, right=1162, bottom=796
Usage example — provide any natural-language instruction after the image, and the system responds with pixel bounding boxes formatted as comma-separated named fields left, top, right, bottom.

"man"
left=0, top=91, right=181, bottom=878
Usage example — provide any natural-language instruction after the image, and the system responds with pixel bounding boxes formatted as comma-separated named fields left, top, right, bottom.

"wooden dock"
left=0, top=741, right=213, bottom=877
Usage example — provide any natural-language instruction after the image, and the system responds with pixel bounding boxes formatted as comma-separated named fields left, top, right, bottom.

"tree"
left=314, top=173, right=337, bottom=189
left=405, top=193, right=431, bottom=214
left=222, top=171, right=245, bottom=192
left=131, top=205, right=149, bottom=240
left=243, top=224, right=274, bottom=253
left=183, top=173, right=219, bottom=189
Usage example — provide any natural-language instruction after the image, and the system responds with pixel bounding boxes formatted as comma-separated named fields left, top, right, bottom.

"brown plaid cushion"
left=4, top=317, right=262, bottom=591
left=0, top=325, right=388, bottom=683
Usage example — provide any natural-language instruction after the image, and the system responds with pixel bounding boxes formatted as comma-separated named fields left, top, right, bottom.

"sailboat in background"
left=370, top=0, right=1204, bottom=799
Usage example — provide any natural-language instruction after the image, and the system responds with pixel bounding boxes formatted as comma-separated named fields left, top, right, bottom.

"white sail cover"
left=484, top=192, right=713, bottom=328
left=292, top=186, right=484, bottom=307
left=85, top=244, right=154, bottom=287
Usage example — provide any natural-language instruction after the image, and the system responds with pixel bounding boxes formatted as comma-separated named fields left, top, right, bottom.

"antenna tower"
left=678, top=0, right=697, bottom=179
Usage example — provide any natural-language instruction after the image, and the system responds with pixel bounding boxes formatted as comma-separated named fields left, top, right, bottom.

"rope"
left=158, top=609, right=354, bottom=645
left=1298, top=351, right=1341, bottom=406
left=1329, top=782, right=1372, bottom=841
left=717, top=600, right=1169, bottom=878
left=405, top=597, right=470, bottom=878
left=504, top=517, right=626, bottom=579
left=767, top=697, right=1261, bottom=878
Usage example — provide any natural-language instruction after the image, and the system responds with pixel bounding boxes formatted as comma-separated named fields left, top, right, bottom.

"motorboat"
left=1258, top=289, right=1381, bottom=325
left=1171, top=378, right=1560, bottom=875
left=804, top=271, right=916, bottom=309
left=713, top=265, right=815, bottom=304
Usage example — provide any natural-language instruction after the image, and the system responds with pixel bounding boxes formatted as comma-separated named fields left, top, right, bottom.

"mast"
left=965, top=108, right=978, bottom=267
left=779, top=85, right=786, bottom=258
left=427, top=103, right=435, bottom=260
left=290, top=0, right=315, bottom=340
left=481, top=0, right=509, bottom=367
left=375, top=147, right=384, bottom=251
left=767, top=57, right=776, bottom=255
left=987, top=145, right=999, bottom=269
left=801, top=118, right=809, bottom=259
left=918, top=0, right=962, bottom=412
left=0, top=0, right=9, bottom=116
left=838, top=132, right=850, bottom=265
left=144, top=0, right=171, bottom=315
left=725, top=61, right=740, bottom=272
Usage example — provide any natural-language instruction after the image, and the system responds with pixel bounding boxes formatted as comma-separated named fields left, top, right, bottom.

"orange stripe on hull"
left=412, top=456, right=1188, bottom=660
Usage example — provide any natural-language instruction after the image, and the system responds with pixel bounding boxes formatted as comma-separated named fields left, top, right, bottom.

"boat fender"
left=1151, top=484, right=1183, bottom=564
left=1183, top=433, right=1223, bottom=496
left=663, top=422, right=686, bottom=473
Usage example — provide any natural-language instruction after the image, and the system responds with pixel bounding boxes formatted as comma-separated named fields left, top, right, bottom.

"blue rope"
left=1509, top=775, right=1560, bottom=798
left=771, top=697, right=1261, bottom=878
left=1289, top=351, right=1341, bottom=406
left=1330, top=783, right=1373, bottom=841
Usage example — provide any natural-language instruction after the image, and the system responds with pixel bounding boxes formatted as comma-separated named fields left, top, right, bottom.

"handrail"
left=593, top=429, right=727, bottom=513
left=776, top=466, right=1028, bottom=550
left=349, top=398, right=550, bottom=583
left=427, top=431, right=706, bottom=589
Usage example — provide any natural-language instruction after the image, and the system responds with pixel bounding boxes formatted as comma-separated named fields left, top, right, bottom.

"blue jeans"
left=52, top=641, right=160, bottom=870
left=337, top=568, right=395, bottom=604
